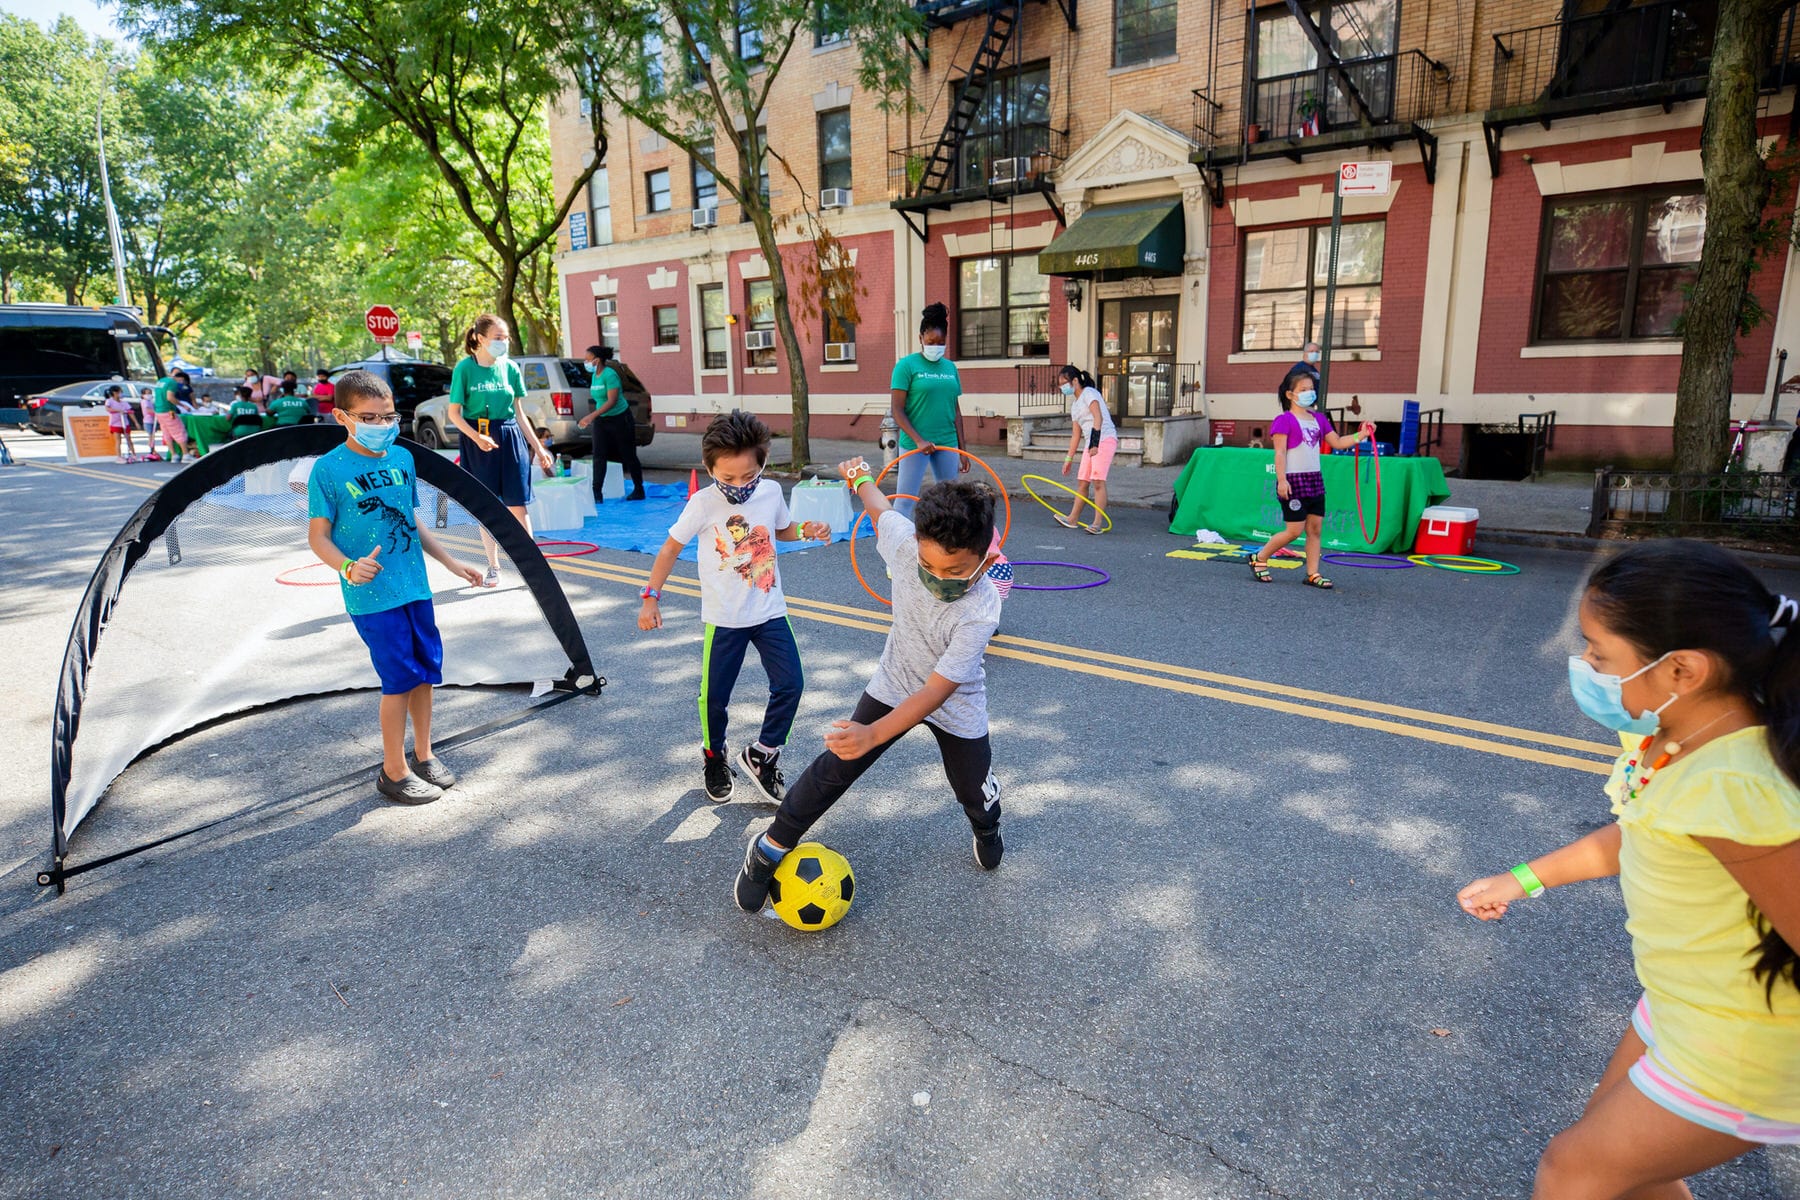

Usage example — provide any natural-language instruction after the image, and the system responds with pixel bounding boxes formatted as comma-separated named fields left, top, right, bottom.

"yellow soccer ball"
left=769, top=842, right=855, bottom=931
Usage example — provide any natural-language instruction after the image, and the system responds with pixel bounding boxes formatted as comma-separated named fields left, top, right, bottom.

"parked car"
left=23, top=380, right=136, bottom=436
left=411, top=354, right=653, bottom=455
left=326, top=355, right=452, bottom=426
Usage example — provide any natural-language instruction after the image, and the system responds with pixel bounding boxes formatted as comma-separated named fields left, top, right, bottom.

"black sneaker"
left=734, top=837, right=780, bottom=912
left=972, top=826, right=1003, bottom=870
left=736, top=744, right=786, bottom=804
left=377, top=769, right=442, bottom=806
left=410, top=756, right=457, bottom=789
left=626, top=488, right=648, bottom=501
left=703, top=749, right=734, bottom=802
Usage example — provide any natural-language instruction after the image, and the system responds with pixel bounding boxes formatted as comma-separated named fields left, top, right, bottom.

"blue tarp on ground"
left=550, top=482, right=858, bottom=559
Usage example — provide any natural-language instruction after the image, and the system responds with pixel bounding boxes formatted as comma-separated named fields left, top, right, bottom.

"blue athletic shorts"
left=349, top=598, right=444, bottom=694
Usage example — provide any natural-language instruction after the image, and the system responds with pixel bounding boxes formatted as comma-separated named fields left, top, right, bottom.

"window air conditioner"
left=744, top=330, right=776, bottom=351
left=692, top=207, right=718, bottom=228
left=824, top=342, right=856, bottom=363
left=820, top=188, right=852, bottom=209
left=990, top=157, right=1031, bottom=185
left=594, top=299, right=617, bottom=316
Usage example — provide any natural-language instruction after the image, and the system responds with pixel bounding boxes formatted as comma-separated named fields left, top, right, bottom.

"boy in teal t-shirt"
left=306, top=369, right=489, bottom=805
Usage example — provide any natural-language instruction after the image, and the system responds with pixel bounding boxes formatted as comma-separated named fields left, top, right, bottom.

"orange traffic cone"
left=688, top=468, right=700, bottom=498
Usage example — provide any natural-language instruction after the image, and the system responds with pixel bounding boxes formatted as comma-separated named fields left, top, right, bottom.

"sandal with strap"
left=1250, top=558, right=1273, bottom=583
left=1304, top=573, right=1335, bottom=589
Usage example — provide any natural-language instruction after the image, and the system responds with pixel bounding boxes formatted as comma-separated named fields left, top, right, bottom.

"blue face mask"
left=921, top=343, right=947, bottom=363
left=1567, top=652, right=1676, bottom=734
left=349, top=416, right=400, bottom=454
left=712, top=473, right=760, bottom=505
left=1060, top=382, right=1075, bottom=396
left=1295, top=389, right=1317, bottom=408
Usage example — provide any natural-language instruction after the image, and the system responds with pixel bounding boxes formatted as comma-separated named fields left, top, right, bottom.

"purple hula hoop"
left=1009, top=561, right=1111, bottom=591
left=1320, top=552, right=1414, bottom=570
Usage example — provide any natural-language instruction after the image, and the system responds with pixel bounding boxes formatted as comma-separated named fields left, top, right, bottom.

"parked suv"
left=327, top=355, right=452, bottom=426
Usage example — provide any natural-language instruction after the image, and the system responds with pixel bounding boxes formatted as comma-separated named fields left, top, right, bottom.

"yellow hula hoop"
left=1407, top=554, right=1506, bottom=572
left=1021, top=474, right=1113, bottom=533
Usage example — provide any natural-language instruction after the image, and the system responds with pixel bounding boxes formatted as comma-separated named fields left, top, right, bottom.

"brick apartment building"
left=550, top=1, right=1800, bottom=470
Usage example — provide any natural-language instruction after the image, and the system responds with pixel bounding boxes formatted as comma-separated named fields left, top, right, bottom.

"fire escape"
left=890, top=0, right=1076, bottom=237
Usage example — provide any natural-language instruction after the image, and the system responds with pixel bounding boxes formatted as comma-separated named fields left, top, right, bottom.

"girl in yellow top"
left=447, top=313, right=554, bottom=585
left=1459, top=540, right=1800, bottom=1197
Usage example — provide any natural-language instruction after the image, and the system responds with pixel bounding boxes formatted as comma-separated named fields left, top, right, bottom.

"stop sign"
left=365, top=305, right=399, bottom=344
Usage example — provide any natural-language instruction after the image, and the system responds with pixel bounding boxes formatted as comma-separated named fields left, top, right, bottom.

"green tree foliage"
left=120, top=0, right=605, bottom=352
left=587, top=0, right=920, bottom=466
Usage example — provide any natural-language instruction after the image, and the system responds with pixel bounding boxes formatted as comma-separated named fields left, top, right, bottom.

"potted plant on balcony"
left=905, top=152, right=927, bottom=193
left=1297, top=91, right=1322, bottom=137
left=1246, top=121, right=1263, bottom=144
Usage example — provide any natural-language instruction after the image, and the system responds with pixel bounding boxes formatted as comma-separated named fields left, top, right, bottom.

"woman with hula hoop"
left=448, top=314, right=555, bottom=587
left=888, top=301, right=968, bottom=517
left=1249, top=367, right=1372, bottom=590
left=1052, top=364, right=1117, bottom=535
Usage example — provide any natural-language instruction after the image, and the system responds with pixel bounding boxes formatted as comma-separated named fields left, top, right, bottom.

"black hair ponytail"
left=1057, top=363, right=1097, bottom=391
left=920, top=302, right=949, bottom=338
left=1586, top=540, right=1800, bottom=1003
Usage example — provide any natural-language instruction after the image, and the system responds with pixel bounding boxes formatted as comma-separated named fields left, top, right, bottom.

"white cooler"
left=788, top=479, right=855, bottom=537
left=528, top=475, right=597, bottom=531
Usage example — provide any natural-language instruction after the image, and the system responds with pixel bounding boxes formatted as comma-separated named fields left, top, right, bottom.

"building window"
left=818, top=109, right=852, bottom=193
left=597, top=309, right=621, bottom=353
left=746, top=278, right=777, bottom=367
left=957, top=254, right=1049, bottom=359
left=738, top=1, right=764, bottom=65
left=654, top=305, right=680, bottom=347
left=1536, top=189, right=1705, bottom=342
left=742, top=128, right=770, bottom=220
left=688, top=30, right=710, bottom=85
left=590, top=168, right=613, bottom=245
left=1239, top=221, right=1385, bottom=351
left=647, top=168, right=671, bottom=213
left=700, top=284, right=728, bottom=370
left=1252, top=1, right=1398, bottom=139
left=642, top=30, right=665, bottom=96
left=815, top=0, right=848, bottom=46
left=1113, top=0, right=1178, bottom=68
left=692, top=141, right=717, bottom=210
left=959, top=65, right=1052, bottom=190
left=822, top=268, right=857, bottom=348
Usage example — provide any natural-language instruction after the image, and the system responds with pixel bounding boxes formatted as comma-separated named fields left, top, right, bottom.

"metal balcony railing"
left=1192, top=48, right=1449, bottom=163
left=1490, top=1, right=1800, bottom=116
left=889, top=126, right=1068, bottom=204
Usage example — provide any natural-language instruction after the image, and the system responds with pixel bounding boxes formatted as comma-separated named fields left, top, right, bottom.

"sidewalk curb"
left=1478, top=528, right=1800, bottom=571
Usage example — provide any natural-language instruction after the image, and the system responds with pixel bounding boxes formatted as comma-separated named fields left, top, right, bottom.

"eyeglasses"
left=345, top=411, right=401, bottom=425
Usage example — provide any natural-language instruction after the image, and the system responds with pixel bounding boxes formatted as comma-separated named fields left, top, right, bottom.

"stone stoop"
left=1019, top=431, right=1145, bottom=468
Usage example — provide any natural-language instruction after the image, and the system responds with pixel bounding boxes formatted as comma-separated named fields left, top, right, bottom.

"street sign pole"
left=1319, top=181, right=1344, bottom=405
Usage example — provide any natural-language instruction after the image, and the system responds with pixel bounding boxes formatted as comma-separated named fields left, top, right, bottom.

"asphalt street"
left=1, top=436, right=1797, bottom=1199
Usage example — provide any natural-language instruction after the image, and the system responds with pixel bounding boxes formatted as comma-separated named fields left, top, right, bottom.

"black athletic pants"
left=767, top=692, right=998, bottom=848
left=591, top=409, right=643, bottom=501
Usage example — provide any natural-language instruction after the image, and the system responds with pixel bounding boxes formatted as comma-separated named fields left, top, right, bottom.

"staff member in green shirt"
left=575, top=345, right=646, bottom=504
left=226, top=386, right=265, bottom=440
left=269, top=381, right=313, bottom=426
left=888, top=301, right=968, bottom=516
left=447, top=313, right=554, bottom=586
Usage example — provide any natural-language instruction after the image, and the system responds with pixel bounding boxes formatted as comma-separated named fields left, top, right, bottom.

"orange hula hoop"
left=873, top=445, right=1011, bottom=549
left=849, top=495, right=918, bottom=606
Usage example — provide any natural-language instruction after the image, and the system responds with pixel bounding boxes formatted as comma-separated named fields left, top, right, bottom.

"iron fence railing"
left=1490, top=1, right=1800, bottom=113
left=1015, top=362, right=1064, bottom=416
left=1587, top=468, right=1800, bottom=549
left=1018, top=362, right=1203, bottom=419
left=888, top=126, right=1069, bottom=202
left=1195, top=48, right=1449, bottom=156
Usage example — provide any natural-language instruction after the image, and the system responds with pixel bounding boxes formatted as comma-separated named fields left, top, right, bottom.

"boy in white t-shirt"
left=735, top=462, right=1006, bottom=914
left=639, top=411, right=831, bottom=803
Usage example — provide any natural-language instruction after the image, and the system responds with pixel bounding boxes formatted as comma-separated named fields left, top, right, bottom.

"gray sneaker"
left=483, top=564, right=501, bottom=587
left=377, top=769, right=442, bottom=805
left=410, top=756, right=458, bottom=789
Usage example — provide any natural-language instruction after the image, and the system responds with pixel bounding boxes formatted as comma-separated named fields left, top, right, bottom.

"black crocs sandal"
left=410, top=756, right=458, bottom=789
left=1304, top=573, right=1335, bottom=590
left=1250, top=558, right=1273, bottom=583
left=377, top=769, right=443, bottom=805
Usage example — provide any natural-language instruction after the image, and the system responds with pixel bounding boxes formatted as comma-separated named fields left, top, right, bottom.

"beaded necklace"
left=1620, top=710, right=1736, bottom=803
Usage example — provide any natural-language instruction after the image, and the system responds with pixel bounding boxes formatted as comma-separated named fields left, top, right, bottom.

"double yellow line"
left=22, top=458, right=1619, bottom=777
left=442, top=534, right=1619, bottom=776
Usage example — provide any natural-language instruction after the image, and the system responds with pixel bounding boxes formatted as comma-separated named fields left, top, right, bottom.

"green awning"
left=1038, top=200, right=1184, bottom=279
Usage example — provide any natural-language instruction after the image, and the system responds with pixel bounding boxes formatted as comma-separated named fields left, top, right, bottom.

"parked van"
left=0, top=304, right=170, bottom=410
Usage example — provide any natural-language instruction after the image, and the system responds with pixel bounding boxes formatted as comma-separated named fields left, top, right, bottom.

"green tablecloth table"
left=182, top=413, right=276, bottom=455
left=1169, top=446, right=1450, bottom=554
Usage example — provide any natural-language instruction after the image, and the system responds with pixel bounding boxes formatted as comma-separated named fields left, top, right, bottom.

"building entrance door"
left=1096, top=296, right=1178, bottom=420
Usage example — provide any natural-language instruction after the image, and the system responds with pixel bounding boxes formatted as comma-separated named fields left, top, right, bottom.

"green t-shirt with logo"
left=889, top=352, right=962, bottom=451
left=270, top=394, right=312, bottom=425
left=594, top=365, right=627, bottom=418
left=153, top=376, right=179, bottom=413
left=228, top=399, right=262, bottom=425
left=450, top=356, right=526, bottom=421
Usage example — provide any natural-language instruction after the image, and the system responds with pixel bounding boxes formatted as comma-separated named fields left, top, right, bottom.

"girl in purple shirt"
left=1250, top=367, right=1371, bottom=589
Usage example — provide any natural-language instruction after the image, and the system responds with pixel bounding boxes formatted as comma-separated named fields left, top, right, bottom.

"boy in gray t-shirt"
left=734, top=460, right=1005, bottom=913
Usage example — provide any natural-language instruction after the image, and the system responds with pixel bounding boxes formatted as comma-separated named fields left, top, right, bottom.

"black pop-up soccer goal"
left=41, top=424, right=600, bottom=893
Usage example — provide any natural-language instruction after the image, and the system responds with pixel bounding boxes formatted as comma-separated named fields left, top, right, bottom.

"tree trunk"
left=1672, top=0, right=1782, bottom=474
left=746, top=204, right=812, bottom=470
left=495, top=256, right=526, bottom=358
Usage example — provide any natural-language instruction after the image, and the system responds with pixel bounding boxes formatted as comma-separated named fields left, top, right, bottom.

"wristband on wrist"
left=850, top=474, right=874, bottom=491
left=641, top=586, right=660, bottom=601
left=1510, top=862, right=1546, bottom=898
left=341, top=558, right=356, bottom=583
